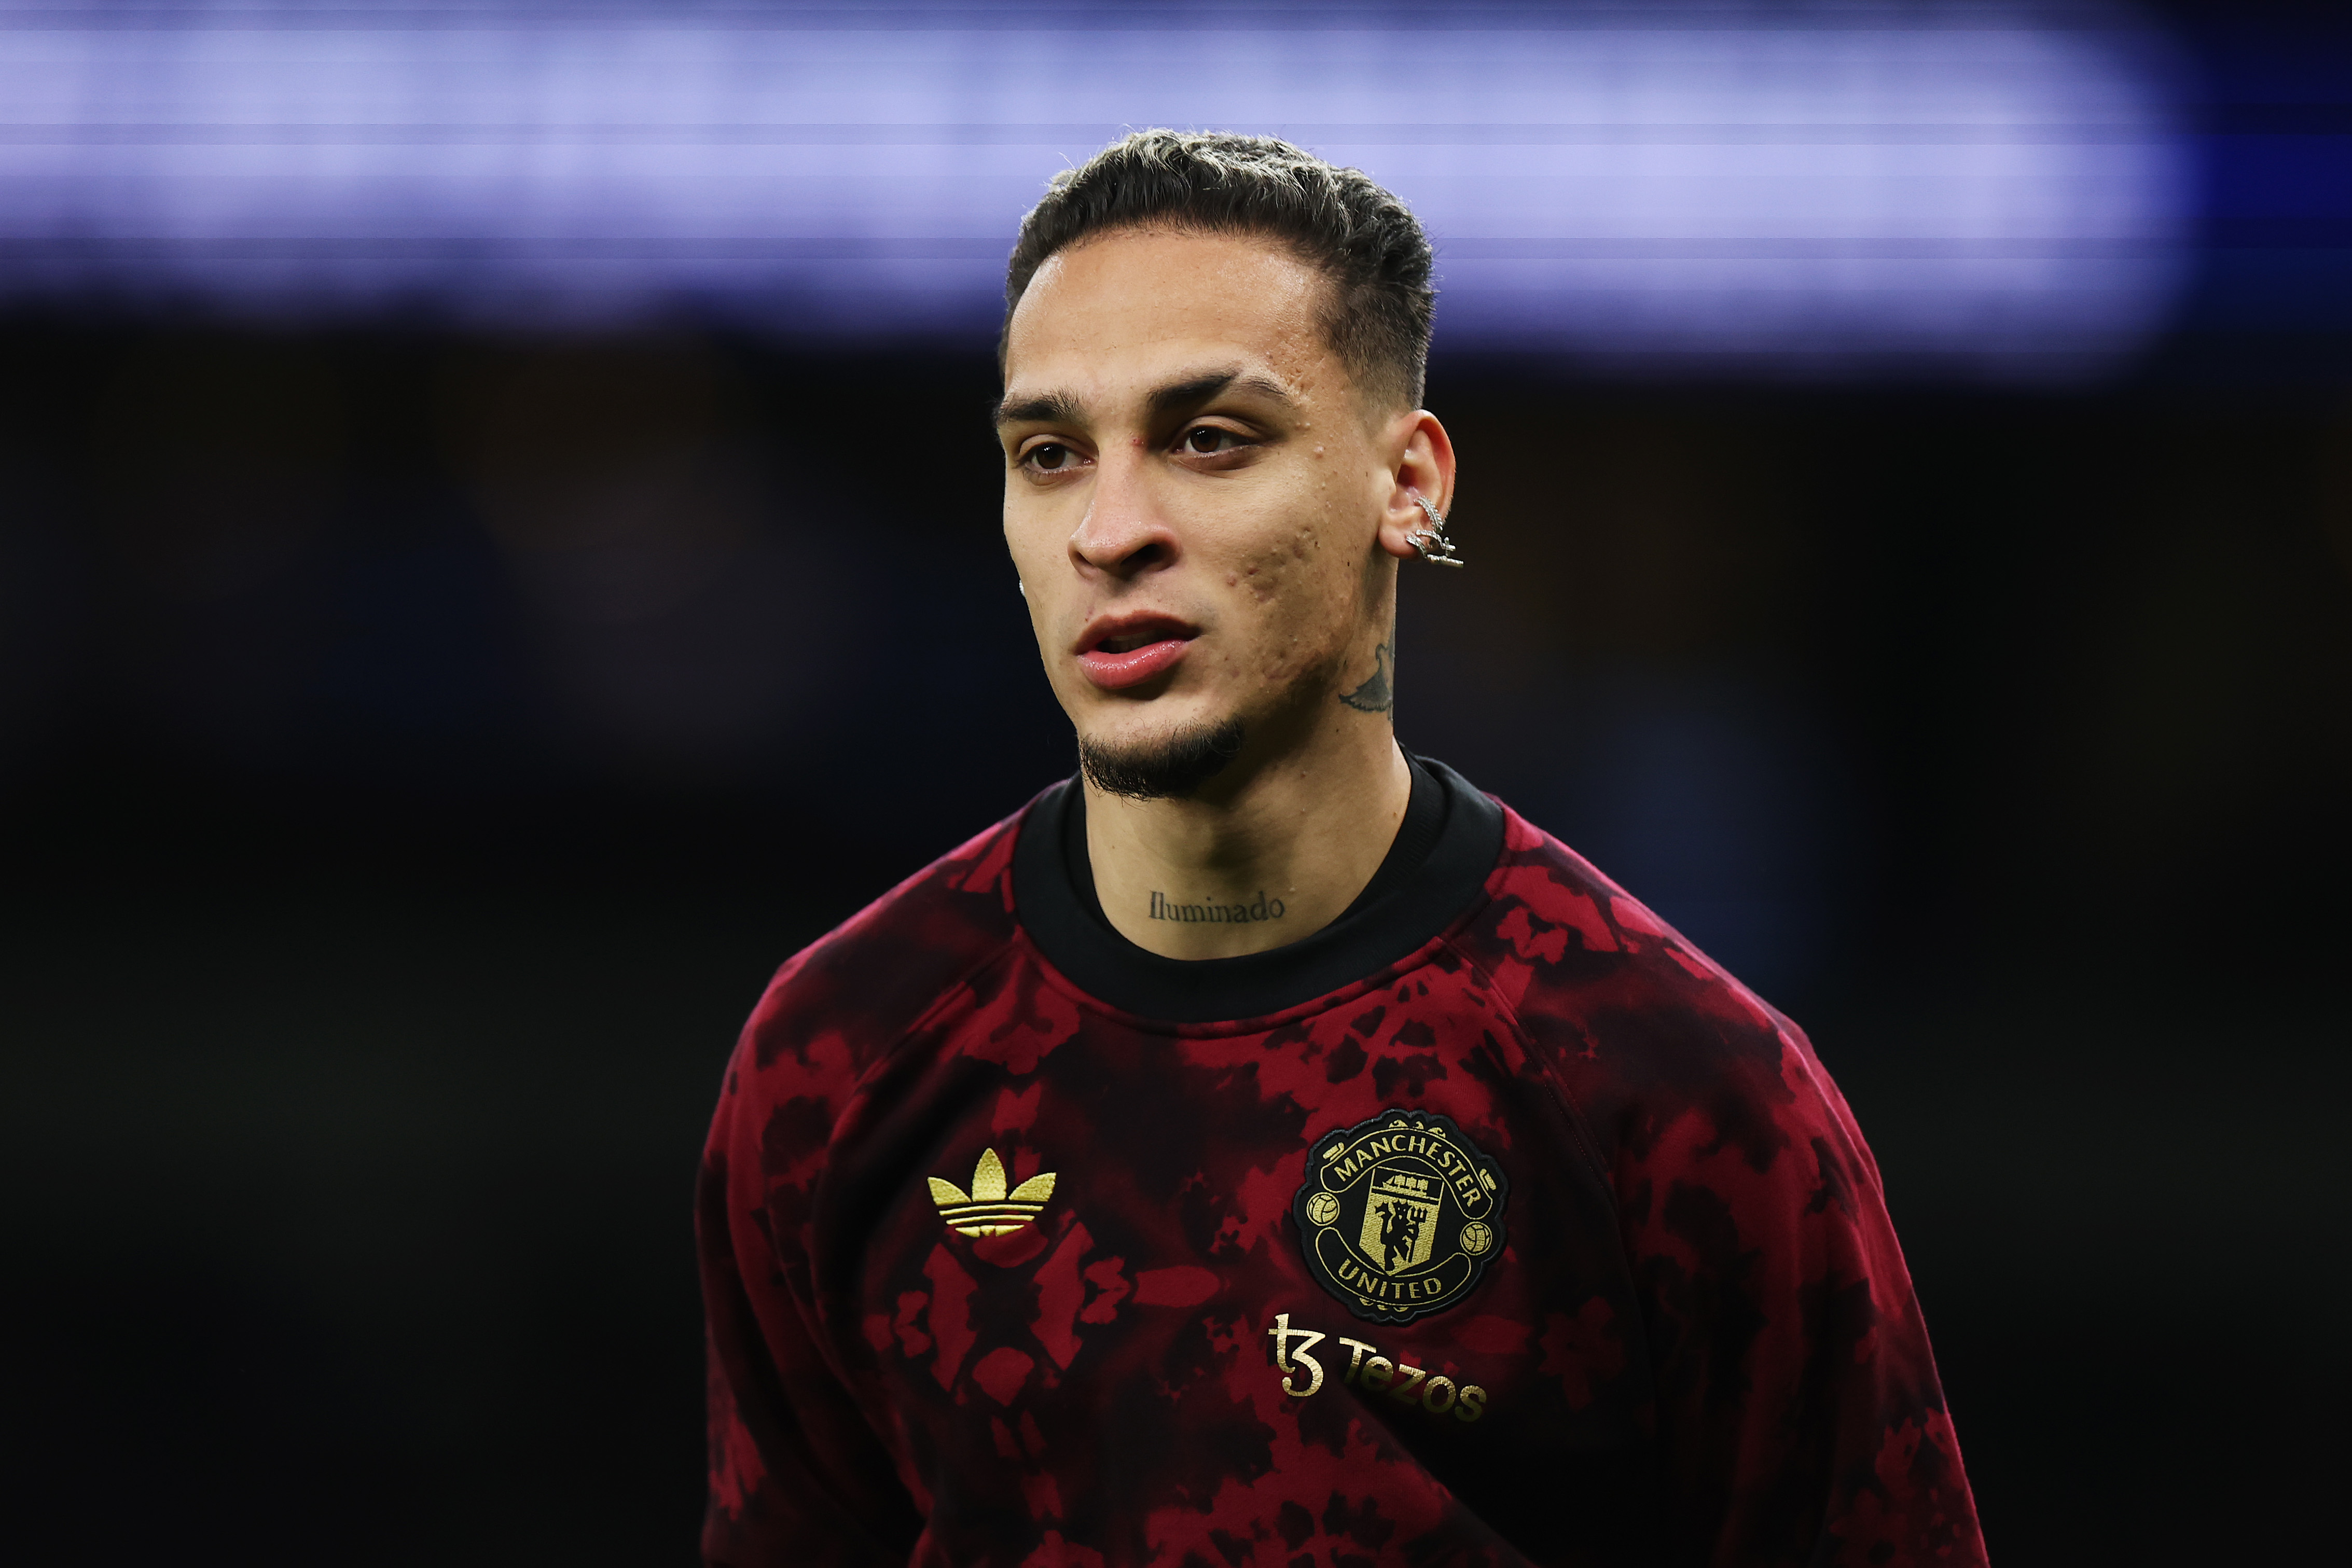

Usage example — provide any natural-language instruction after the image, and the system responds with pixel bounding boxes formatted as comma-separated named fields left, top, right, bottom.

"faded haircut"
left=1003, top=130, right=1436, bottom=410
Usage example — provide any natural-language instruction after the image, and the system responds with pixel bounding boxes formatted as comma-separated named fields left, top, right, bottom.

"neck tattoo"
left=1339, top=641, right=1394, bottom=714
left=1149, top=890, right=1287, bottom=925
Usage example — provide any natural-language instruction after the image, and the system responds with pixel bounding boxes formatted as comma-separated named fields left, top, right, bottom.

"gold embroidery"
left=1291, top=1109, right=1509, bottom=1324
left=928, top=1147, right=1057, bottom=1236
left=1263, top=1313, right=1327, bottom=1397
left=1265, top=1308, right=1489, bottom=1422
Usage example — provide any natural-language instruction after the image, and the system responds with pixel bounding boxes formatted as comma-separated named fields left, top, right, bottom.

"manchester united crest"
left=1290, top=1109, right=1509, bottom=1324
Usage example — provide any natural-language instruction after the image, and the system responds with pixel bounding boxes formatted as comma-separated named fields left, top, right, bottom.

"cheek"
left=1223, top=478, right=1351, bottom=604
left=1226, top=538, right=1295, bottom=606
left=1003, top=524, right=1069, bottom=639
left=1228, top=528, right=1357, bottom=684
left=1004, top=507, right=1064, bottom=585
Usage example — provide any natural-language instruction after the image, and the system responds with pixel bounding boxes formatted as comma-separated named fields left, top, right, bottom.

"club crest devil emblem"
left=1291, top=1109, right=1508, bottom=1324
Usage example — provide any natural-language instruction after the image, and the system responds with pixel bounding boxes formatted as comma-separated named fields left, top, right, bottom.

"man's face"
left=998, top=227, right=1407, bottom=792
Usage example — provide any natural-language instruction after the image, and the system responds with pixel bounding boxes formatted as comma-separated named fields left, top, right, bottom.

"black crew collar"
left=1011, top=754, right=1505, bottom=1024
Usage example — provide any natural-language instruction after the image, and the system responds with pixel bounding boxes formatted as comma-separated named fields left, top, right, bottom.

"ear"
left=1375, top=409, right=1458, bottom=562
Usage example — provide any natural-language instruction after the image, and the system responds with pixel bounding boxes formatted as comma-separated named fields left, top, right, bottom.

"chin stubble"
left=1077, top=717, right=1247, bottom=801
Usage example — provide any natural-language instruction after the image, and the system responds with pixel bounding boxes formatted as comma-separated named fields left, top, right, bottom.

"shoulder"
left=726, top=801, right=1028, bottom=1107
left=1451, top=802, right=1869, bottom=1191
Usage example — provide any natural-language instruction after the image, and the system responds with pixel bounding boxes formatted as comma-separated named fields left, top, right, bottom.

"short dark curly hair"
left=1003, top=130, right=1436, bottom=409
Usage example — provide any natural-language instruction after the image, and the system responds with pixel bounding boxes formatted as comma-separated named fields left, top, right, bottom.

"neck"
left=1084, top=714, right=1414, bottom=960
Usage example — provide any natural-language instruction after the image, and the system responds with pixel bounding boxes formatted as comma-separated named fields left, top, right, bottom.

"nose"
left=1069, top=447, right=1175, bottom=579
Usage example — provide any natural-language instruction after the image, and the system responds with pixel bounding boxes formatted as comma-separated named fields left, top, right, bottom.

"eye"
left=1183, top=425, right=1241, bottom=455
left=1024, top=442, right=1074, bottom=471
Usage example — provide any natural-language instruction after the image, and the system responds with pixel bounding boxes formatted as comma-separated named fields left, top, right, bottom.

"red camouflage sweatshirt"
left=698, top=758, right=1986, bottom=1568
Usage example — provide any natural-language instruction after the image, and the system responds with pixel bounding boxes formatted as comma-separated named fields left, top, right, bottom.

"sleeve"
left=1619, top=1018, right=1988, bottom=1568
left=698, top=1032, right=925, bottom=1567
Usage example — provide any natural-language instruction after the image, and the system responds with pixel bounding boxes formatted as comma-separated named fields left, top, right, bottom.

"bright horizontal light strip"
left=0, top=3, right=2192, bottom=377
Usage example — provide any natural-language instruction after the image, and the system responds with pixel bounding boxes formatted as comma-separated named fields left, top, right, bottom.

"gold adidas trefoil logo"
left=928, top=1148, right=1057, bottom=1237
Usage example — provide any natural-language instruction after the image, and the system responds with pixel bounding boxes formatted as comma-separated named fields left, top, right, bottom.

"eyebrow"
left=1145, top=367, right=1293, bottom=422
left=992, top=388, right=1086, bottom=429
left=991, top=366, right=1294, bottom=431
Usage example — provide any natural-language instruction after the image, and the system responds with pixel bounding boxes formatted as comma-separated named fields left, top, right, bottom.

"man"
left=699, top=131, right=1986, bottom=1567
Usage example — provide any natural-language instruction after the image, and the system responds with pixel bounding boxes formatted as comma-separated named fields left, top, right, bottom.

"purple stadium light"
left=0, top=2, right=2192, bottom=378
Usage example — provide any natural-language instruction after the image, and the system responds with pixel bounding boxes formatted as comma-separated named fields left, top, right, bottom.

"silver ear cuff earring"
left=1408, top=492, right=1464, bottom=567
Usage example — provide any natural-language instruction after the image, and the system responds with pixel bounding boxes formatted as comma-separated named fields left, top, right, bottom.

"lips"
left=1075, top=614, right=1197, bottom=691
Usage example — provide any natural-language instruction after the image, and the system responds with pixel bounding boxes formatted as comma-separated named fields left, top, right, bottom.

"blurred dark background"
left=3, top=4, right=2349, bottom=1565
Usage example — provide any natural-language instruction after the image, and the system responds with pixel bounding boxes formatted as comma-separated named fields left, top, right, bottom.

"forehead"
left=1001, top=228, right=1343, bottom=405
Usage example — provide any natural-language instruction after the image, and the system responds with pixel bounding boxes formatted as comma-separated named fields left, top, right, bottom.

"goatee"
left=1077, top=717, right=1246, bottom=801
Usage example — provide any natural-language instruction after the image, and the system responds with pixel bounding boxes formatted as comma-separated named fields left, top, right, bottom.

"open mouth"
left=1097, top=630, right=1167, bottom=655
left=1076, top=616, right=1197, bottom=691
